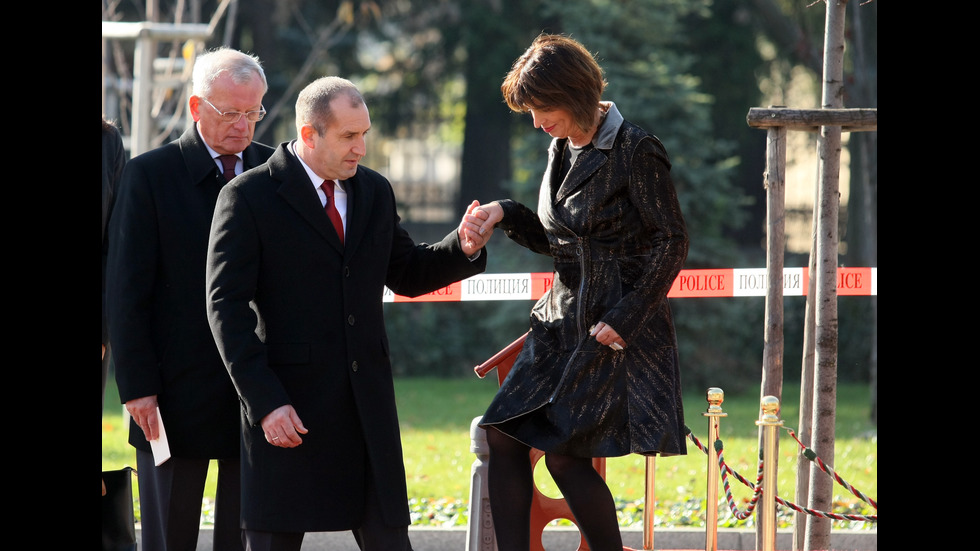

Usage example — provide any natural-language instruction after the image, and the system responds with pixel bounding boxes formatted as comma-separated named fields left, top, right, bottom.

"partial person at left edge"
left=103, top=115, right=125, bottom=413
left=103, top=115, right=127, bottom=498
left=106, top=47, right=274, bottom=551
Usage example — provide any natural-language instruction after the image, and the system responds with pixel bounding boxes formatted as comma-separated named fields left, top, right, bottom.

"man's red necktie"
left=218, top=154, right=238, bottom=183
left=320, top=181, right=345, bottom=245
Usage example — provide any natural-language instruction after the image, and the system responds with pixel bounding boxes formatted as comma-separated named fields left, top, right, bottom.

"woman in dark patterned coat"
left=473, top=34, right=689, bottom=550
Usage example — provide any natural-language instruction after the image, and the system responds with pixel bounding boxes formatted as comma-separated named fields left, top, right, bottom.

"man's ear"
left=189, top=95, right=202, bottom=122
left=300, top=124, right=317, bottom=149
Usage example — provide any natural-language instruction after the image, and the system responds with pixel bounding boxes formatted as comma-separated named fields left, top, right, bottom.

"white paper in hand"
left=150, top=406, right=172, bottom=466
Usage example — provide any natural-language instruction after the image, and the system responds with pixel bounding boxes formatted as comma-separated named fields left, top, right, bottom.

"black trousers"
left=136, top=449, right=243, bottom=551
left=243, top=464, right=413, bottom=551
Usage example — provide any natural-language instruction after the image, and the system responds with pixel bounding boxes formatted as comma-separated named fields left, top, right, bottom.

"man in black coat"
left=106, top=47, right=273, bottom=551
left=205, top=76, right=490, bottom=551
left=102, top=116, right=125, bottom=409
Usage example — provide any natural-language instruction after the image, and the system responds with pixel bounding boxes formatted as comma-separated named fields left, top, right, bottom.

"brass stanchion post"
left=756, top=396, right=783, bottom=551
left=642, top=455, right=656, bottom=550
left=703, top=388, right=726, bottom=551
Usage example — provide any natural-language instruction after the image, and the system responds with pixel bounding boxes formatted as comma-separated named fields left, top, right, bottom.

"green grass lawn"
left=103, top=376, right=877, bottom=529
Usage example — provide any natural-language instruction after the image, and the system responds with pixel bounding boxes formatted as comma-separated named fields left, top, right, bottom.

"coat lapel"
left=241, top=142, right=269, bottom=171
left=270, top=143, right=344, bottom=252
left=177, top=126, right=222, bottom=188
left=553, top=102, right=624, bottom=204
left=555, top=146, right=606, bottom=203
left=340, top=169, right=373, bottom=256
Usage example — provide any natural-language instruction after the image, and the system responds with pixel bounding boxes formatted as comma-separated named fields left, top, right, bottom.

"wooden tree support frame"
left=747, top=108, right=878, bottom=133
left=747, top=105, right=876, bottom=551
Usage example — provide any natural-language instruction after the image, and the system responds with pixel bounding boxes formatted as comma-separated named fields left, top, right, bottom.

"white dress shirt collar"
left=290, top=141, right=348, bottom=223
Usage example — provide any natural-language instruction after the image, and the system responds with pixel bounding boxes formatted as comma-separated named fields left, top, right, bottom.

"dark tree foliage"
left=103, top=1, right=874, bottom=388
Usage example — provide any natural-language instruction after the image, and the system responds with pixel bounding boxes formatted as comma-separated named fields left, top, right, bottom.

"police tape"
left=383, top=267, right=877, bottom=302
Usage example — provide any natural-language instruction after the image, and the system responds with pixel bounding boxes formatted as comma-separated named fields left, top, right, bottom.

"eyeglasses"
left=201, top=97, right=266, bottom=123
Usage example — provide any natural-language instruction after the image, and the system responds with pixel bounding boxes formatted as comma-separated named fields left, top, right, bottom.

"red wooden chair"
left=475, top=332, right=612, bottom=551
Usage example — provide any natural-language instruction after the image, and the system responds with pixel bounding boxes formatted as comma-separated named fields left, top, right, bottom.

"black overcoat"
left=480, top=103, right=689, bottom=458
left=106, top=126, right=273, bottom=457
left=206, top=142, right=486, bottom=532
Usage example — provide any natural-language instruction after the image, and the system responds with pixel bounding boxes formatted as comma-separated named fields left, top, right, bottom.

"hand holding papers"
left=149, top=406, right=171, bottom=466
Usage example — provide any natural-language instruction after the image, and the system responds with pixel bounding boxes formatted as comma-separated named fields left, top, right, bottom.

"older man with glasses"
left=106, top=47, right=275, bottom=551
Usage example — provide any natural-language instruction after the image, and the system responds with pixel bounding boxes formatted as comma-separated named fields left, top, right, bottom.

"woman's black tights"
left=486, top=427, right=623, bottom=551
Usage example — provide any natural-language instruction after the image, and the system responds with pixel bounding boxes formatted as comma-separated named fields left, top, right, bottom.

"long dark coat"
left=107, top=126, right=273, bottom=457
left=103, top=122, right=126, bottom=405
left=480, top=103, right=689, bottom=458
left=206, top=142, right=486, bottom=532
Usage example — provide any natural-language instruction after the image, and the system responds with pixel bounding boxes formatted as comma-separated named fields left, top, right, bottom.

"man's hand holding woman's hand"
left=458, top=200, right=503, bottom=257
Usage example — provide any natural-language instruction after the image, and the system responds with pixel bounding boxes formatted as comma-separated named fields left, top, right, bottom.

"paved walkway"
left=171, top=526, right=877, bottom=550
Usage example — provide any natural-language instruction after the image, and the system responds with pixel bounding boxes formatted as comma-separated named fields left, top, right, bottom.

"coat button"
left=348, top=314, right=355, bottom=326
left=352, top=361, right=359, bottom=372
left=344, top=266, right=350, bottom=277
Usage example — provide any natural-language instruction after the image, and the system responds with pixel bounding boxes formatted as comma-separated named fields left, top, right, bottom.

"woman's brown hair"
left=501, top=34, right=607, bottom=133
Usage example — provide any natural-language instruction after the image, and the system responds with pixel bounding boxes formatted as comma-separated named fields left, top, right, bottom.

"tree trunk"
left=793, top=237, right=816, bottom=551
left=804, top=2, right=847, bottom=549
left=757, top=125, right=785, bottom=545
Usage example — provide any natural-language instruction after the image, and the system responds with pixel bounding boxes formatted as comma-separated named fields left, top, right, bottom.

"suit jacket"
left=106, top=125, right=274, bottom=457
left=206, top=142, right=486, bottom=532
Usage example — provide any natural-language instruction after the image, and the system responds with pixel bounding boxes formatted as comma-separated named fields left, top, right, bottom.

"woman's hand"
left=590, top=322, right=626, bottom=351
left=474, top=201, right=504, bottom=236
